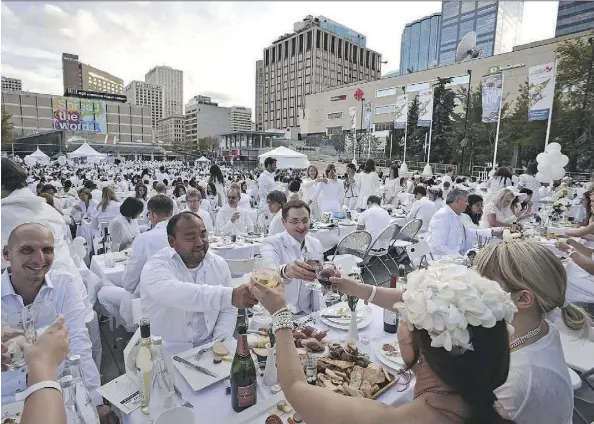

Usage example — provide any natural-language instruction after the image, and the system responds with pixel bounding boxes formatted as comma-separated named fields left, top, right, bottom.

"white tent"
left=258, top=146, right=310, bottom=169
left=27, top=148, right=50, bottom=165
left=196, top=156, right=210, bottom=163
left=67, top=142, right=106, bottom=159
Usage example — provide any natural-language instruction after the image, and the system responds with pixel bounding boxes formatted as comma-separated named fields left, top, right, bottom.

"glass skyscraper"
left=438, top=1, right=523, bottom=66
left=556, top=1, right=594, bottom=37
left=400, top=13, right=441, bottom=74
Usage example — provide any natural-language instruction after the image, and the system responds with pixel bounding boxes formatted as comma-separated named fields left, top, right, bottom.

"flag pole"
left=544, top=59, right=558, bottom=148
left=492, top=72, right=505, bottom=169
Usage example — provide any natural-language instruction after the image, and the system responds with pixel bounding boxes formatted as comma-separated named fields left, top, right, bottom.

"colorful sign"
left=417, top=89, right=433, bottom=127
left=481, top=73, right=503, bottom=123
left=52, top=96, right=106, bottom=134
left=394, top=94, right=408, bottom=129
left=330, top=95, right=347, bottom=101
left=64, top=88, right=127, bottom=103
left=354, top=88, right=364, bottom=102
left=528, top=62, right=556, bottom=121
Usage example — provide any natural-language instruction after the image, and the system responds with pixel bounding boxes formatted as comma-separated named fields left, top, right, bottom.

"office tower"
left=61, top=53, right=123, bottom=94
left=230, top=106, right=252, bottom=132
left=124, top=81, right=163, bottom=128
left=255, top=60, right=264, bottom=131
left=184, top=95, right=230, bottom=142
left=556, top=1, right=594, bottom=37
left=156, top=115, right=185, bottom=145
left=438, top=1, right=523, bottom=65
left=1, top=76, right=22, bottom=91
left=259, top=15, right=382, bottom=131
left=145, top=66, right=183, bottom=118
left=400, top=13, right=441, bottom=74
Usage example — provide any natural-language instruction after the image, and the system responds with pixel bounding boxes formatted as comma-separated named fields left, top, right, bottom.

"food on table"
left=212, top=341, right=229, bottom=357
left=381, top=342, right=401, bottom=358
left=253, top=347, right=269, bottom=362
left=265, top=415, right=282, bottom=424
left=292, top=412, right=303, bottom=423
left=292, top=326, right=328, bottom=352
left=271, top=384, right=281, bottom=394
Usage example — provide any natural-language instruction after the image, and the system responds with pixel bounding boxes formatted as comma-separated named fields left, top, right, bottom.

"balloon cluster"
left=536, top=142, right=568, bottom=182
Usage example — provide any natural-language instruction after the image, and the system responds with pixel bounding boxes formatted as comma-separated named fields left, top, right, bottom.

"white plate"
left=1, top=401, right=24, bottom=423
left=373, top=340, right=405, bottom=372
left=319, top=303, right=372, bottom=330
left=172, top=340, right=234, bottom=392
left=322, top=303, right=370, bottom=325
left=221, top=392, right=287, bottom=424
left=296, top=344, right=330, bottom=358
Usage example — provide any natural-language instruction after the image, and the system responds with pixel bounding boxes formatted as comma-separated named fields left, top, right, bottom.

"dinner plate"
left=319, top=302, right=372, bottom=330
left=172, top=340, right=234, bottom=392
left=1, top=401, right=24, bottom=423
left=373, top=340, right=406, bottom=372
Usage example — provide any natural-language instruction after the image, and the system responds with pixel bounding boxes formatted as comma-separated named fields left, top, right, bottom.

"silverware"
left=321, top=314, right=345, bottom=319
left=193, top=346, right=210, bottom=361
left=173, top=355, right=217, bottom=378
left=173, top=385, right=193, bottom=408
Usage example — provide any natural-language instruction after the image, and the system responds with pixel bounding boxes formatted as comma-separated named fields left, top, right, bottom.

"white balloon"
left=550, top=167, right=565, bottom=180
left=537, top=162, right=549, bottom=173
left=536, top=172, right=549, bottom=183
left=57, top=156, right=66, bottom=165
left=548, top=150, right=562, bottom=161
left=559, top=155, right=569, bottom=167
left=536, top=152, right=547, bottom=163
left=546, top=142, right=562, bottom=152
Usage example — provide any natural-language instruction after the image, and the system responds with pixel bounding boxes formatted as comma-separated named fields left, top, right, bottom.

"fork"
left=194, top=335, right=227, bottom=360
left=174, top=385, right=193, bottom=409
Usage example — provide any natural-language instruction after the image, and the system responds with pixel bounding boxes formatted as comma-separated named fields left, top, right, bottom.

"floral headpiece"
left=393, top=264, right=517, bottom=353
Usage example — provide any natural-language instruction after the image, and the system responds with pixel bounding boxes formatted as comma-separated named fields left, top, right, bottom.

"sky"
left=1, top=1, right=558, bottom=114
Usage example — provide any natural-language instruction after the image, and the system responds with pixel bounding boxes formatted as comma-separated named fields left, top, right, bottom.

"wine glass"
left=252, top=256, right=280, bottom=289
left=22, top=301, right=57, bottom=343
left=317, top=262, right=340, bottom=305
left=303, top=252, right=323, bottom=291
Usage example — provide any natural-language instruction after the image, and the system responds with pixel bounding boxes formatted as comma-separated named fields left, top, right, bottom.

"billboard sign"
left=528, top=62, right=556, bottom=121
left=52, top=96, right=106, bottom=134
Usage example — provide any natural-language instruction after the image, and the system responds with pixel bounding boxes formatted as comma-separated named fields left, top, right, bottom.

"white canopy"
left=67, top=142, right=106, bottom=159
left=258, top=146, right=310, bottom=169
left=196, top=156, right=210, bottom=162
left=26, top=148, right=50, bottom=165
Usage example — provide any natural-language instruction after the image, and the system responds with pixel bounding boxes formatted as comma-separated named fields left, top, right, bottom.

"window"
left=406, top=81, right=430, bottom=93
left=338, top=39, right=342, bottom=59
left=271, top=49, right=275, bottom=64
left=299, top=34, right=303, bottom=52
left=285, top=41, right=289, bottom=59
left=327, top=112, right=343, bottom=120
left=374, top=122, right=393, bottom=131
left=360, top=49, right=364, bottom=65
left=327, top=126, right=342, bottom=135
left=353, top=46, right=358, bottom=64
left=324, top=33, right=328, bottom=51
left=375, top=104, right=396, bottom=114
left=292, top=38, right=296, bottom=56
left=331, top=35, right=335, bottom=54
left=345, top=42, right=349, bottom=61
left=376, top=87, right=397, bottom=98
left=366, top=51, right=370, bottom=67
left=441, top=25, right=458, bottom=45
left=316, top=30, right=321, bottom=48
left=307, top=31, right=312, bottom=50
left=476, top=13, right=496, bottom=35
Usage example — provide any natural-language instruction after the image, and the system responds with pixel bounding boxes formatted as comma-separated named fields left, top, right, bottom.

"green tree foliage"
left=429, top=77, right=457, bottom=162
left=1, top=108, right=14, bottom=149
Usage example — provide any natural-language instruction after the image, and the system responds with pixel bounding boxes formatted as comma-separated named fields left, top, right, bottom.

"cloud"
left=2, top=1, right=557, bottom=120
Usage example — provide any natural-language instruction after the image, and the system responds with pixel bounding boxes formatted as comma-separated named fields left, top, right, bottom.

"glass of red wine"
left=303, top=252, right=324, bottom=291
left=317, top=262, right=340, bottom=304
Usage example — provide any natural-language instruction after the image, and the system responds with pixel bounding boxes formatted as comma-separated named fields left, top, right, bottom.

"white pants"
left=86, top=313, right=102, bottom=371
left=97, top=284, right=135, bottom=332
left=346, top=197, right=358, bottom=210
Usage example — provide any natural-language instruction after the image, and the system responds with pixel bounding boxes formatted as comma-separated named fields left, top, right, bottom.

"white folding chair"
left=360, top=224, right=400, bottom=285
left=387, top=218, right=423, bottom=266
left=226, top=258, right=256, bottom=278
left=405, top=241, right=434, bottom=270
left=331, top=230, right=372, bottom=267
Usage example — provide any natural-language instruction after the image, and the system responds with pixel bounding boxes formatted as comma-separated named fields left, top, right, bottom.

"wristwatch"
left=15, top=380, right=62, bottom=402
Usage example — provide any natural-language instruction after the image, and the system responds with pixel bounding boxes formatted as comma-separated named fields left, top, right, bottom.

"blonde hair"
left=98, top=187, right=118, bottom=212
left=490, top=188, right=515, bottom=212
left=474, top=240, right=591, bottom=338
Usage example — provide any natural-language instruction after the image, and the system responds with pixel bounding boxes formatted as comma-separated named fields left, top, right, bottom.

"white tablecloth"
left=121, top=304, right=413, bottom=424
left=90, top=254, right=126, bottom=287
left=210, top=242, right=262, bottom=261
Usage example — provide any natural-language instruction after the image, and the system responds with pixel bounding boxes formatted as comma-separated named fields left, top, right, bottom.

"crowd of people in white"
left=1, top=153, right=593, bottom=424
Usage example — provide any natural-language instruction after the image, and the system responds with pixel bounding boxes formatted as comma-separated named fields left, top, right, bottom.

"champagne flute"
left=22, top=300, right=57, bottom=344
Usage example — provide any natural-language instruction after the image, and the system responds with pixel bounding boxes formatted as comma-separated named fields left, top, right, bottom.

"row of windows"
left=327, top=112, right=343, bottom=120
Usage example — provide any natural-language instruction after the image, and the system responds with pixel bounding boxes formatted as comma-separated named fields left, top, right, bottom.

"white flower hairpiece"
left=393, top=264, right=517, bottom=353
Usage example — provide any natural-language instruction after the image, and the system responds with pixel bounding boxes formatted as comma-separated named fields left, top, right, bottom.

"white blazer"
left=260, top=231, right=325, bottom=314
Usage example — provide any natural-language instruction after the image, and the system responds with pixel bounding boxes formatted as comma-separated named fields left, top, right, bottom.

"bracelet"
left=271, top=307, right=293, bottom=334
left=366, top=285, right=377, bottom=304
left=567, top=247, right=577, bottom=258
left=280, top=264, right=289, bottom=279
left=15, top=380, right=62, bottom=402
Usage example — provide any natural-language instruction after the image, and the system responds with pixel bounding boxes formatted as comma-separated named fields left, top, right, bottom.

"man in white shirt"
left=154, top=182, right=179, bottom=215
left=261, top=200, right=325, bottom=315
left=427, top=188, right=501, bottom=259
left=357, top=195, right=391, bottom=249
left=441, top=167, right=453, bottom=186
left=1, top=223, right=117, bottom=422
left=140, top=212, right=258, bottom=345
left=115, top=176, right=128, bottom=193
left=407, top=185, right=440, bottom=232
left=183, top=188, right=213, bottom=231
left=215, top=185, right=254, bottom=236
left=258, top=157, right=277, bottom=211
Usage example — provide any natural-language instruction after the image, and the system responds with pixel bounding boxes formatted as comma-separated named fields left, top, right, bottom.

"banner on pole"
left=481, top=73, right=503, bottom=123
left=349, top=106, right=357, bottom=132
left=364, top=102, right=372, bottom=132
left=394, top=94, right=408, bottom=129
left=528, top=62, right=556, bottom=121
left=417, top=89, right=433, bottom=127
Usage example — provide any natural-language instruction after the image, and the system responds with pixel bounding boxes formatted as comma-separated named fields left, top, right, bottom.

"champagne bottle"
left=230, top=309, right=257, bottom=412
left=135, top=318, right=153, bottom=414
left=60, top=375, right=86, bottom=424
left=383, top=275, right=399, bottom=334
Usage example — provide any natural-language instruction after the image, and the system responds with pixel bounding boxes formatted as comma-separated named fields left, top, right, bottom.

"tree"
left=1, top=108, right=14, bottom=150
left=401, top=96, right=428, bottom=162
left=172, top=137, right=197, bottom=155
left=197, top=136, right=219, bottom=152
left=429, top=77, right=458, bottom=163
left=329, top=133, right=346, bottom=153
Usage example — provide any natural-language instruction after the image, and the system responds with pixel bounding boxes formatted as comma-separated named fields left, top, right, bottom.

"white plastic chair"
left=405, top=241, right=434, bottom=270
left=226, top=258, right=256, bottom=278
left=331, top=230, right=372, bottom=267
left=361, top=224, right=400, bottom=285
left=387, top=218, right=423, bottom=266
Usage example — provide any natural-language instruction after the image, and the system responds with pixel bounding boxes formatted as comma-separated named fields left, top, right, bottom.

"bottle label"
left=384, top=311, right=398, bottom=325
left=237, top=383, right=256, bottom=407
left=236, top=334, right=250, bottom=357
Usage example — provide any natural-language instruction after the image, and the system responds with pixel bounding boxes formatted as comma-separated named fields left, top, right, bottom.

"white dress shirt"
left=122, top=220, right=170, bottom=295
left=260, top=232, right=325, bottom=315
left=91, top=200, right=121, bottom=231
left=215, top=206, right=254, bottom=236
left=358, top=205, right=391, bottom=249
left=108, top=215, right=140, bottom=252
left=258, top=171, right=276, bottom=210
left=182, top=208, right=214, bottom=232
left=1, top=270, right=102, bottom=405
left=238, top=193, right=251, bottom=210
left=268, top=210, right=284, bottom=236
left=407, top=197, right=441, bottom=231
left=427, top=205, right=492, bottom=259
left=140, top=248, right=237, bottom=345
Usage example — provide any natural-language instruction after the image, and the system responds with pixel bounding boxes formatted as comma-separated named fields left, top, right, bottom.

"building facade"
left=1, top=76, right=22, bottom=91
left=145, top=66, right=183, bottom=118
left=124, top=81, right=163, bottom=128
left=258, top=15, right=382, bottom=132
left=556, top=1, right=594, bottom=37
left=156, top=114, right=185, bottom=145
left=400, top=13, right=441, bottom=75
left=230, top=106, right=252, bottom=132
left=61, top=53, right=124, bottom=95
left=255, top=60, right=264, bottom=131
left=184, top=95, right=230, bottom=143
left=438, top=1, right=523, bottom=66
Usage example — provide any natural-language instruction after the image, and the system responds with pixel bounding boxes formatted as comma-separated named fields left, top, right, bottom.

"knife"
left=321, top=314, right=347, bottom=319
left=173, top=355, right=218, bottom=378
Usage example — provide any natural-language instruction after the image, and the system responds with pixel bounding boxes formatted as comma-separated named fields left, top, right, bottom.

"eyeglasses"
left=227, top=196, right=239, bottom=200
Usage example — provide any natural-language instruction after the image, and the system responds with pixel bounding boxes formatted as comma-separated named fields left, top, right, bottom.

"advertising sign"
left=52, top=96, right=106, bottom=134
left=528, top=62, right=556, bottom=121
left=394, top=94, right=408, bottom=129
left=481, top=73, right=503, bottom=123
left=417, top=89, right=433, bottom=127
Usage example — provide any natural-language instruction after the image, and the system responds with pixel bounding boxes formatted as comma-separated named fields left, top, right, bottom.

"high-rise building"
left=1, top=76, right=22, bottom=91
left=61, top=53, right=123, bottom=95
left=184, top=95, right=230, bottom=142
left=255, top=60, right=264, bottom=131
left=258, top=15, right=382, bottom=131
left=400, top=13, right=441, bottom=74
left=156, top=114, right=185, bottom=145
left=556, top=1, right=594, bottom=37
left=230, top=106, right=252, bottom=132
left=438, top=1, right=523, bottom=66
left=123, top=81, right=163, bottom=128
left=145, top=66, right=183, bottom=118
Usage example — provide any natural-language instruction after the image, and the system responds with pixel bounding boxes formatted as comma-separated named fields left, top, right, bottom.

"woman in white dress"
left=355, top=159, right=380, bottom=211
left=484, top=166, right=514, bottom=193
left=239, top=181, right=252, bottom=209
left=475, top=241, right=591, bottom=424
left=73, top=188, right=96, bottom=219
left=91, top=187, right=121, bottom=231
left=108, top=197, right=143, bottom=251
left=481, top=188, right=516, bottom=228
left=566, top=190, right=594, bottom=240
left=517, top=163, right=540, bottom=211
left=301, top=166, right=321, bottom=216
left=312, top=164, right=344, bottom=214
left=267, top=190, right=287, bottom=236
left=173, top=184, right=187, bottom=210
left=383, top=165, right=400, bottom=206
left=209, top=164, right=227, bottom=206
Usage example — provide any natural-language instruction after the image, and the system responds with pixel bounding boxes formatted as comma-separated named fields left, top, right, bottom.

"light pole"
left=460, top=69, right=472, bottom=173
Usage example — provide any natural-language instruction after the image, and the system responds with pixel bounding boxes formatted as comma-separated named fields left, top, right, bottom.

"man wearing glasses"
left=214, top=185, right=254, bottom=236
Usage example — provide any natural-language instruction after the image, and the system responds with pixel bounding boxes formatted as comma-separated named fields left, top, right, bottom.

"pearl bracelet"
left=272, top=307, right=293, bottom=334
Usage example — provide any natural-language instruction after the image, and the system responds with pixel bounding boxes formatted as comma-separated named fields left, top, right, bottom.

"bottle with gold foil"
left=230, top=309, right=257, bottom=412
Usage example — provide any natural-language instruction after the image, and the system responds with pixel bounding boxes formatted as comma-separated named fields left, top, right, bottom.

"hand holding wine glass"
left=252, top=256, right=281, bottom=289
left=248, top=277, right=287, bottom=315
left=328, top=271, right=366, bottom=297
